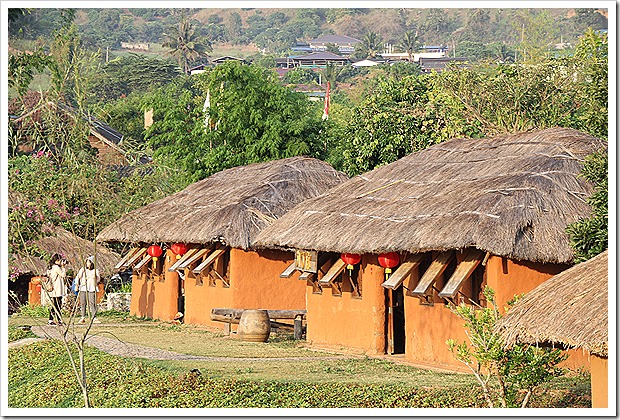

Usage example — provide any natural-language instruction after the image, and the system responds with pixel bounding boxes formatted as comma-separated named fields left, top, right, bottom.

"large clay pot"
left=237, top=309, right=270, bottom=342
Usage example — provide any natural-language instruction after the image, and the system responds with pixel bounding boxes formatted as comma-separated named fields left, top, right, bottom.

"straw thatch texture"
left=254, top=128, right=606, bottom=263
left=10, top=226, right=120, bottom=278
left=96, top=157, right=348, bottom=250
left=496, top=250, right=608, bottom=357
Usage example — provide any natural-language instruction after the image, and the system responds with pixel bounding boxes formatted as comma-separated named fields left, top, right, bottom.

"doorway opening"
left=386, top=286, right=406, bottom=355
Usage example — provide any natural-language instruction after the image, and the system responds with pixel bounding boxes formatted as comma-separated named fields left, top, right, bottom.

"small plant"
left=14, top=303, right=50, bottom=318
left=447, top=286, right=567, bottom=408
left=8, top=325, right=37, bottom=342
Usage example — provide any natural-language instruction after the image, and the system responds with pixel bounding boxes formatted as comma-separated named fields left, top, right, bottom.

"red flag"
left=322, top=81, right=331, bottom=120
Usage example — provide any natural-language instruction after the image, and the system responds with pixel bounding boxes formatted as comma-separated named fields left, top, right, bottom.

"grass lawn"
left=8, top=311, right=592, bottom=408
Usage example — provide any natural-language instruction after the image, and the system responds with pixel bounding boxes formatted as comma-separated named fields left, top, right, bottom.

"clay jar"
left=237, top=309, right=270, bottom=342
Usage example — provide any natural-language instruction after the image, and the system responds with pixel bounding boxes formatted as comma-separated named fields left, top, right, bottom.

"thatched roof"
left=254, top=128, right=606, bottom=263
left=496, top=250, right=608, bottom=357
left=10, top=226, right=120, bottom=278
left=96, top=157, right=348, bottom=250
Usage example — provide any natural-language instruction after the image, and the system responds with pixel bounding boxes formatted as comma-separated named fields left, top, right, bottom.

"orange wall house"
left=130, top=247, right=307, bottom=327
left=184, top=248, right=305, bottom=329
left=590, top=355, right=608, bottom=408
left=305, top=250, right=589, bottom=371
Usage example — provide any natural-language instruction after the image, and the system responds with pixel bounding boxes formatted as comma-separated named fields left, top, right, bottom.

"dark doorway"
left=392, top=286, right=406, bottom=354
left=386, top=286, right=406, bottom=355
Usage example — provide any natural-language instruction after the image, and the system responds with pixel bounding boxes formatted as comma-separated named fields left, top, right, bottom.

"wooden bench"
left=211, top=308, right=306, bottom=339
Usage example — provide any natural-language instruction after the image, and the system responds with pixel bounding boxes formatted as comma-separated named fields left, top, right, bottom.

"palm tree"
left=357, top=31, right=383, bottom=59
left=163, top=16, right=212, bottom=73
left=399, top=30, right=419, bottom=62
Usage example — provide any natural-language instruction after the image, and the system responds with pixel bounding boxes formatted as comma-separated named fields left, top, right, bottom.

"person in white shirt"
left=76, top=256, right=101, bottom=324
left=45, top=254, right=66, bottom=325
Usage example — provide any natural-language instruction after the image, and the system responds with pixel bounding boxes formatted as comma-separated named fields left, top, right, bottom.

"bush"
left=14, top=303, right=50, bottom=318
left=8, top=325, right=37, bottom=342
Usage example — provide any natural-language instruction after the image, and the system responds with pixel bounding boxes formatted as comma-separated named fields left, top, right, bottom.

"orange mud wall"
left=130, top=249, right=179, bottom=321
left=403, top=255, right=585, bottom=370
left=591, top=355, right=608, bottom=408
left=305, top=255, right=386, bottom=355
left=184, top=248, right=306, bottom=329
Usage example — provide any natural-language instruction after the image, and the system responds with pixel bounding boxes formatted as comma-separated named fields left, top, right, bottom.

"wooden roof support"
left=382, top=253, right=426, bottom=290
left=133, top=254, right=152, bottom=271
left=439, top=249, right=485, bottom=299
left=114, top=247, right=141, bottom=270
left=192, top=246, right=226, bottom=274
left=123, top=247, right=147, bottom=270
left=168, top=247, right=199, bottom=272
left=318, top=259, right=346, bottom=286
left=280, top=262, right=298, bottom=278
left=178, top=247, right=212, bottom=270
left=410, top=251, right=454, bottom=297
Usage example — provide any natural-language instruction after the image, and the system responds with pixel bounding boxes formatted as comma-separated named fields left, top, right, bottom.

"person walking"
left=76, top=256, right=101, bottom=324
left=46, top=254, right=66, bottom=325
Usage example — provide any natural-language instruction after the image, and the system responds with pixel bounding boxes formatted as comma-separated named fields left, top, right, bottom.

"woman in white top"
left=76, top=256, right=101, bottom=324
left=45, top=254, right=66, bottom=325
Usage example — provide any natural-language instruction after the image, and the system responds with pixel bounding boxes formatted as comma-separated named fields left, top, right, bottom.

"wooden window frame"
left=438, top=249, right=485, bottom=302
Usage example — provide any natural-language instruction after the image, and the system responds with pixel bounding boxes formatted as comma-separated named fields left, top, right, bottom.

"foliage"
left=89, top=54, right=181, bottom=101
left=325, top=74, right=442, bottom=176
left=354, top=31, right=383, bottom=60
left=162, top=16, right=212, bottom=73
left=566, top=151, right=608, bottom=263
left=8, top=51, right=53, bottom=102
left=146, top=62, right=325, bottom=182
left=8, top=325, right=37, bottom=342
left=13, top=304, right=51, bottom=318
left=8, top=340, right=589, bottom=408
left=281, top=67, right=319, bottom=85
left=398, top=30, right=419, bottom=61
left=447, top=287, right=567, bottom=408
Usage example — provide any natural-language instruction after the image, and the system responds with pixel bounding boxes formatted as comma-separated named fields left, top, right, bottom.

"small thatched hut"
left=9, top=225, right=119, bottom=309
left=497, top=250, right=608, bottom=408
left=254, top=127, right=606, bottom=369
left=96, top=157, right=348, bottom=326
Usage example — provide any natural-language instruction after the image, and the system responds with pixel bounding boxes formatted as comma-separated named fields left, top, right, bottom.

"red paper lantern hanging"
left=340, top=253, right=362, bottom=270
left=170, top=243, right=188, bottom=259
left=147, top=244, right=163, bottom=263
left=378, top=252, right=400, bottom=274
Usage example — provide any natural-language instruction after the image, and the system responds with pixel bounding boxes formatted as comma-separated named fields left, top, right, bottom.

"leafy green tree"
left=162, top=16, right=212, bottom=73
left=145, top=62, right=325, bottom=181
left=566, top=151, right=608, bottom=263
left=282, top=67, right=320, bottom=85
left=399, top=30, right=419, bottom=62
left=88, top=54, right=181, bottom=101
left=447, top=287, right=567, bottom=408
left=326, top=74, right=439, bottom=176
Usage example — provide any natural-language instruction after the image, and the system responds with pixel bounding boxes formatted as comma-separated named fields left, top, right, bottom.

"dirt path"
left=24, top=324, right=360, bottom=362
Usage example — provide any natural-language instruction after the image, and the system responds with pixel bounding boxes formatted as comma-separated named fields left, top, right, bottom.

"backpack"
left=71, top=276, right=79, bottom=295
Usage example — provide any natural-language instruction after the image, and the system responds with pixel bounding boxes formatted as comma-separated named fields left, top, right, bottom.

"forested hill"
left=10, top=7, right=608, bottom=57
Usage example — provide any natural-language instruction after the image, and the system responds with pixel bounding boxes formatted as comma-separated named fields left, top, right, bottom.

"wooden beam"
left=168, top=248, right=199, bottom=272
left=299, top=271, right=314, bottom=281
left=381, top=253, right=425, bottom=290
left=124, top=248, right=147, bottom=269
left=318, top=259, right=346, bottom=286
left=211, top=308, right=307, bottom=320
left=133, top=254, right=152, bottom=271
left=192, top=248, right=225, bottom=274
left=439, top=249, right=485, bottom=299
left=279, top=262, right=297, bottom=278
left=114, top=247, right=140, bottom=270
left=410, top=251, right=453, bottom=296
left=178, top=247, right=212, bottom=270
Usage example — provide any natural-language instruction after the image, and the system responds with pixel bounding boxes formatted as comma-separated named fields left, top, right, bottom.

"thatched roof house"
left=254, top=128, right=606, bottom=264
left=10, top=226, right=121, bottom=278
left=497, top=250, right=608, bottom=357
left=97, top=157, right=348, bottom=249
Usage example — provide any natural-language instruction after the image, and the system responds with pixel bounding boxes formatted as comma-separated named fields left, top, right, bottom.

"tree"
left=355, top=31, right=383, bottom=59
left=145, top=62, right=325, bottom=181
left=399, top=30, right=419, bottom=62
left=447, top=287, right=567, bottom=408
left=162, top=16, right=212, bottom=73
left=566, top=151, right=608, bottom=263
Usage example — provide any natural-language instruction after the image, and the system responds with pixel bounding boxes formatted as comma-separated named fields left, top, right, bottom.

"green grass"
left=8, top=325, right=37, bottom=342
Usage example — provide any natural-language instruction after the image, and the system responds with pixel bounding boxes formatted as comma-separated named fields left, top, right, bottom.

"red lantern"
left=378, top=252, right=400, bottom=274
left=147, top=244, right=163, bottom=262
left=341, top=253, right=362, bottom=270
left=170, top=243, right=188, bottom=259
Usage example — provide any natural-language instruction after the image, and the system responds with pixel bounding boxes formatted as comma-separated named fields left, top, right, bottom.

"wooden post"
left=294, top=315, right=303, bottom=340
left=387, top=289, right=394, bottom=354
